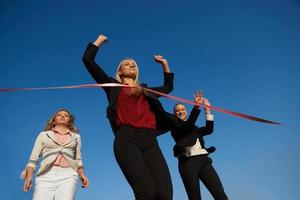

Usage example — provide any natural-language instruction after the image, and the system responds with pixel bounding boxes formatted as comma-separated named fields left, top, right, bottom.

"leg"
left=143, top=139, right=173, bottom=200
left=55, top=168, right=78, bottom=200
left=178, top=157, right=201, bottom=200
left=199, top=157, right=228, bottom=200
left=114, top=135, right=155, bottom=200
left=33, top=172, right=56, bottom=200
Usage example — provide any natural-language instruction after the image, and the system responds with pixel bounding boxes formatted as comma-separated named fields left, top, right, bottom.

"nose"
left=129, top=63, right=136, bottom=68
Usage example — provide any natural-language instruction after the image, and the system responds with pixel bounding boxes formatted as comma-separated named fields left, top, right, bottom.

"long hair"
left=44, top=109, right=78, bottom=133
left=115, top=58, right=139, bottom=83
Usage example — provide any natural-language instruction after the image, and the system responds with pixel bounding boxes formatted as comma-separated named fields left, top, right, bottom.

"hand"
left=94, top=34, right=108, bottom=47
left=154, top=55, right=171, bottom=73
left=193, top=90, right=204, bottom=108
left=79, top=174, right=89, bottom=188
left=154, top=55, right=168, bottom=65
left=98, top=34, right=108, bottom=43
left=23, top=177, right=32, bottom=192
left=203, top=98, right=212, bottom=115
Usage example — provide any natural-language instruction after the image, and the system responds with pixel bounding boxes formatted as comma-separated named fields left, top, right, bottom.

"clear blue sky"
left=1, top=0, right=299, bottom=199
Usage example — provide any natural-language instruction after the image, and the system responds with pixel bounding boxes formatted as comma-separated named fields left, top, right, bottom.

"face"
left=174, top=104, right=187, bottom=121
left=54, top=111, right=70, bottom=126
left=118, top=59, right=137, bottom=79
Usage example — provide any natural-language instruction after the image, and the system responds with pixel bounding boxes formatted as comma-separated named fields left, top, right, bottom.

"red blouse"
left=116, top=87, right=156, bottom=130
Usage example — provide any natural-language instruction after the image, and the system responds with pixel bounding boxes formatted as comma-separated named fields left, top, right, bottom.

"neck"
left=54, top=124, right=69, bottom=134
left=122, top=78, right=136, bottom=85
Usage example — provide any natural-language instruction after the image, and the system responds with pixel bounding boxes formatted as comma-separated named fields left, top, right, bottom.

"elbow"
left=82, top=54, right=90, bottom=64
left=164, top=83, right=174, bottom=94
left=82, top=55, right=95, bottom=68
left=169, top=84, right=174, bottom=93
left=206, top=126, right=214, bottom=135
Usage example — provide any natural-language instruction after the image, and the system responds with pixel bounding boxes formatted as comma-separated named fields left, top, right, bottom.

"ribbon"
left=0, top=83, right=280, bottom=125
left=145, top=88, right=280, bottom=125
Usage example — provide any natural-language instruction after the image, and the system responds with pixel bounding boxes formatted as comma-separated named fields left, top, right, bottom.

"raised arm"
left=177, top=91, right=204, bottom=132
left=154, top=55, right=171, bottom=73
left=148, top=55, right=174, bottom=94
left=196, top=98, right=214, bottom=136
left=82, top=34, right=114, bottom=84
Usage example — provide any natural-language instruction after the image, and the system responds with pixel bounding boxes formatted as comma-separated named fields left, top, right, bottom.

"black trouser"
left=113, top=126, right=173, bottom=200
left=178, top=155, right=228, bottom=200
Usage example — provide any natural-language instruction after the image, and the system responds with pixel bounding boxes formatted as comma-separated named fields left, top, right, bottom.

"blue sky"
left=0, top=0, right=299, bottom=199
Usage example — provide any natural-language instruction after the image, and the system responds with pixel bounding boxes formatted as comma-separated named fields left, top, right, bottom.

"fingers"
left=23, top=180, right=32, bottom=192
left=154, top=55, right=164, bottom=59
left=193, top=90, right=203, bottom=99
left=81, top=177, right=89, bottom=188
left=154, top=55, right=167, bottom=63
left=193, top=90, right=204, bottom=105
left=203, top=98, right=211, bottom=106
left=98, top=34, right=108, bottom=42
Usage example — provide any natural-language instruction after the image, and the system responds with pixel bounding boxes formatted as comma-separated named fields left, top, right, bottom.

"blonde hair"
left=44, top=109, right=78, bottom=133
left=115, top=58, right=139, bottom=83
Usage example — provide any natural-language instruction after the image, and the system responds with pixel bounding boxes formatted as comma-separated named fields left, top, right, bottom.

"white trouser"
left=33, top=166, right=78, bottom=200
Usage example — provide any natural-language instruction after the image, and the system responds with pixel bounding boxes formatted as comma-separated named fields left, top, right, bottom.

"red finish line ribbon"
left=144, top=88, right=280, bottom=125
left=0, top=83, right=280, bottom=125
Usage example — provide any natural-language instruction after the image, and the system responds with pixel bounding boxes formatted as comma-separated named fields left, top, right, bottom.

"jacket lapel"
left=62, top=132, right=77, bottom=146
left=46, top=131, right=60, bottom=145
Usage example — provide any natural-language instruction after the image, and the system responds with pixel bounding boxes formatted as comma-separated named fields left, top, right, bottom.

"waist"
left=117, top=125, right=157, bottom=134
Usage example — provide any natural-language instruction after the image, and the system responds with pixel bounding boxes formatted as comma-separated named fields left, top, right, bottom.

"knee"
left=135, top=184, right=156, bottom=200
left=155, top=185, right=173, bottom=200
left=214, top=191, right=228, bottom=200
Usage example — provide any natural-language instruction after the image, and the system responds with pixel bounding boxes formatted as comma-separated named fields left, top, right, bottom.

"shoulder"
left=37, top=131, right=48, bottom=138
left=34, top=131, right=49, bottom=142
left=72, top=132, right=81, bottom=139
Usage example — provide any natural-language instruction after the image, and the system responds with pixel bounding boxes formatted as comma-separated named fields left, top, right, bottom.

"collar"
left=46, top=130, right=76, bottom=146
left=52, top=127, right=72, bottom=136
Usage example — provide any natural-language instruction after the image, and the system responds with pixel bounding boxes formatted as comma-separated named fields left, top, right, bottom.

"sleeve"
left=172, top=107, right=201, bottom=136
left=148, top=72, right=174, bottom=95
left=196, top=120, right=214, bottom=136
left=75, top=135, right=83, bottom=168
left=82, top=42, right=113, bottom=84
left=26, top=132, right=44, bottom=170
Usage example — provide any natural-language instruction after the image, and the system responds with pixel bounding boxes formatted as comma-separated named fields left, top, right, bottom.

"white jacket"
left=26, top=131, right=83, bottom=176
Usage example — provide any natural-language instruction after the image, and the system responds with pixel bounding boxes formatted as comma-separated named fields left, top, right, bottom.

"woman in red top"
left=82, top=34, right=174, bottom=200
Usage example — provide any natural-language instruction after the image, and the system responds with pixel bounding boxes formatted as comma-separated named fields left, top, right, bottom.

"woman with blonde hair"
left=82, top=34, right=174, bottom=200
left=22, top=109, right=89, bottom=200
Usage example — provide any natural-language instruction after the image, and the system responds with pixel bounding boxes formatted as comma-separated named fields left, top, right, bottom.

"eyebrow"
left=57, top=113, right=70, bottom=116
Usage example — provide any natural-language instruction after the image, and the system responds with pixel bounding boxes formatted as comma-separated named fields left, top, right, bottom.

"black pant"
left=178, top=155, right=228, bottom=200
left=113, top=126, right=173, bottom=200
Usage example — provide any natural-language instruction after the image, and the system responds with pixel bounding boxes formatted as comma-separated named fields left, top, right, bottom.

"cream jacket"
left=26, top=131, right=83, bottom=176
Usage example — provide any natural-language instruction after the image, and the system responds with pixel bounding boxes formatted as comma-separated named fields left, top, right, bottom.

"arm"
left=82, top=34, right=113, bottom=84
left=75, top=135, right=89, bottom=188
left=154, top=55, right=171, bottom=73
left=172, top=91, right=203, bottom=134
left=23, top=132, right=44, bottom=192
left=148, top=55, right=174, bottom=94
left=196, top=98, right=214, bottom=136
left=176, top=107, right=200, bottom=133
